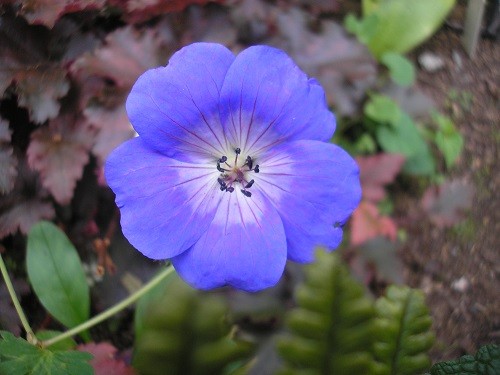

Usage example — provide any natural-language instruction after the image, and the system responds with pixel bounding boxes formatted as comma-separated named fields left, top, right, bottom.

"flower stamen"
left=241, top=189, right=252, bottom=197
left=216, top=163, right=228, bottom=172
left=215, top=149, right=260, bottom=197
left=244, top=155, right=253, bottom=170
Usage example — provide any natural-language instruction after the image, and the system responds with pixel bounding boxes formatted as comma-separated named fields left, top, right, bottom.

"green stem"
left=0, top=254, right=38, bottom=345
left=42, top=265, right=175, bottom=348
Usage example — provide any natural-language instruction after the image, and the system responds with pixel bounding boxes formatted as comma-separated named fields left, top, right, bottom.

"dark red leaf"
left=274, top=8, right=377, bottom=116
left=421, top=178, right=474, bottom=228
left=0, top=14, right=71, bottom=123
left=77, top=342, right=136, bottom=375
left=0, top=119, right=17, bottom=195
left=15, top=67, right=70, bottom=124
left=83, top=104, right=135, bottom=164
left=16, top=0, right=106, bottom=28
left=53, top=19, right=101, bottom=64
left=0, top=198, right=55, bottom=238
left=356, top=153, right=406, bottom=202
left=70, top=26, right=168, bottom=90
left=0, top=276, right=30, bottom=335
left=351, top=201, right=398, bottom=246
left=27, top=115, right=96, bottom=204
left=355, top=238, right=404, bottom=285
left=296, top=0, right=340, bottom=14
left=0, top=162, right=56, bottom=238
left=183, top=5, right=236, bottom=46
left=109, top=0, right=225, bottom=23
left=0, top=13, right=47, bottom=94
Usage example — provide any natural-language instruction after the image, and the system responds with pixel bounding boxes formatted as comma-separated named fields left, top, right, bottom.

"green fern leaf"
left=133, top=276, right=252, bottom=375
left=277, top=250, right=376, bottom=374
left=429, top=344, right=500, bottom=375
left=374, top=285, right=435, bottom=375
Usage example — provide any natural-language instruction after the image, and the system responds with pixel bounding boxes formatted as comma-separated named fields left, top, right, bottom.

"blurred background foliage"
left=0, top=0, right=498, bottom=374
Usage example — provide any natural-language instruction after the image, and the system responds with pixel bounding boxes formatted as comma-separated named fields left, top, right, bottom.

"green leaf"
left=374, top=286, right=435, bottom=375
left=0, top=331, right=93, bottom=375
left=364, top=94, right=402, bottom=125
left=371, top=0, right=455, bottom=57
left=344, top=13, right=379, bottom=45
left=133, top=276, right=253, bottom=375
left=354, top=133, right=377, bottom=154
left=430, top=344, right=500, bottom=374
left=277, top=250, right=376, bottom=374
left=377, top=113, right=436, bottom=175
left=362, top=0, right=382, bottom=14
left=354, top=0, right=456, bottom=58
left=432, top=113, right=464, bottom=169
left=26, top=221, right=90, bottom=329
left=381, top=52, right=416, bottom=86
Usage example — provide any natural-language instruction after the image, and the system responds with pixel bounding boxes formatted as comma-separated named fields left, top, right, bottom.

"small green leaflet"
left=377, top=113, right=436, bottom=176
left=381, top=52, right=415, bottom=87
left=0, top=331, right=93, bottom=375
left=432, top=113, right=464, bottom=170
left=26, top=221, right=90, bottom=330
left=364, top=94, right=402, bottom=125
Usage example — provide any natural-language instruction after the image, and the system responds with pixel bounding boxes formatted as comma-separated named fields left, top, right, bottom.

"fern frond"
left=374, top=285, right=435, bottom=375
left=277, top=250, right=376, bottom=374
left=133, top=277, right=252, bottom=375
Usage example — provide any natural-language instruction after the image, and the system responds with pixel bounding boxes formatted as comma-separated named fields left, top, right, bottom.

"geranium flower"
left=105, top=43, right=361, bottom=292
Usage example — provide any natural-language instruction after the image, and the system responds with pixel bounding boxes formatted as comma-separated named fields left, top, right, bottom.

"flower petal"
left=105, top=137, right=221, bottom=259
left=219, top=46, right=335, bottom=155
left=256, top=140, right=361, bottom=263
left=171, top=190, right=287, bottom=292
left=126, top=43, right=235, bottom=162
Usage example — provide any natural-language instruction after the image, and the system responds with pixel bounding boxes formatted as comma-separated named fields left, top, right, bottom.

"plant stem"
left=0, top=254, right=38, bottom=345
left=42, top=265, right=175, bottom=348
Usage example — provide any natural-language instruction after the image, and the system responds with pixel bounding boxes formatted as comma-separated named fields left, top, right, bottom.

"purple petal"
left=256, top=140, right=361, bottom=263
left=171, top=190, right=287, bottom=292
left=105, top=137, right=222, bottom=259
left=219, top=46, right=335, bottom=155
left=126, top=43, right=235, bottom=162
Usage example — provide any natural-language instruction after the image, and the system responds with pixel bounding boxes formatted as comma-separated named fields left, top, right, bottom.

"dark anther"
left=227, top=186, right=235, bottom=193
left=234, top=147, right=241, bottom=155
left=217, top=178, right=227, bottom=188
left=219, top=156, right=227, bottom=163
left=245, top=179, right=255, bottom=189
left=241, top=189, right=252, bottom=197
left=253, top=165, right=260, bottom=173
left=245, top=156, right=253, bottom=170
left=216, top=163, right=227, bottom=172
left=220, top=185, right=227, bottom=191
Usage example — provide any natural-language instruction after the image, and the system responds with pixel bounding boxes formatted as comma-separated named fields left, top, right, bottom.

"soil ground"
left=398, top=11, right=499, bottom=361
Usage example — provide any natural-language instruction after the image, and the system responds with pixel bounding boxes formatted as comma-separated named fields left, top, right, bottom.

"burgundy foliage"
left=78, top=342, right=136, bottom=375
left=421, top=178, right=474, bottom=228
left=351, top=153, right=405, bottom=246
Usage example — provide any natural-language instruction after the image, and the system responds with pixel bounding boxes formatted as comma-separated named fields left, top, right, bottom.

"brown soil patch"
left=399, top=17, right=499, bottom=361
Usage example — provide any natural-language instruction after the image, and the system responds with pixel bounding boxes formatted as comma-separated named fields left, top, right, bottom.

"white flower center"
left=216, top=147, right=260, bottom=197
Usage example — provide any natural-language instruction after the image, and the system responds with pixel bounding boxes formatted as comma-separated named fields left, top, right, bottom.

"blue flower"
left=105, top=43, right=361, bottom=292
